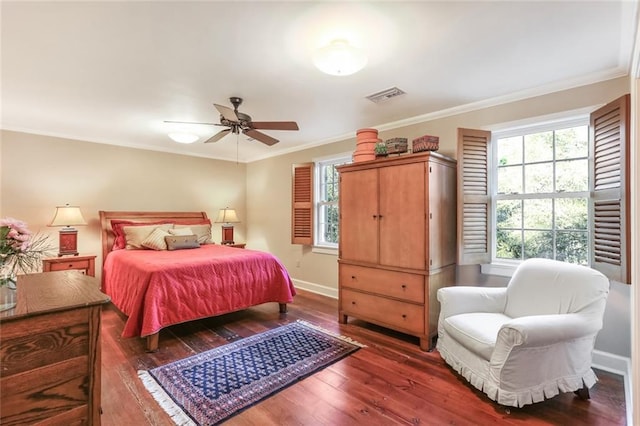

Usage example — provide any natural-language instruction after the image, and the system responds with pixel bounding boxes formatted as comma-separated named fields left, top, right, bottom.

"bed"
left=99, top=211, right=296, bottom=351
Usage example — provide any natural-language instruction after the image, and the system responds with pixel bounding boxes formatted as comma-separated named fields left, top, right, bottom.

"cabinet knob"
left=402, top=314, right=407, bottom=319
left=351, top=275, right=356, bottom=279
left=401, top=284, right=406, bottom=289
left=378, top=214, right=383, bottom=219
left=351, top=301, right=356, bottom=305
left=372, top=215, right=378, bottom=219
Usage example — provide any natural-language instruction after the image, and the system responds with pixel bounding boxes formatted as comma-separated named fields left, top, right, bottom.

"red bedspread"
left=103, top=244, right=296, bottom=338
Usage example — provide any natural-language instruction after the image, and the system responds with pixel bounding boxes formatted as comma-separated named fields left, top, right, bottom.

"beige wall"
left=246, top=76, right=633, bottom=357
left=249, top=76, right=629, bottom=290
left=0, top=130, right=247, bottom=277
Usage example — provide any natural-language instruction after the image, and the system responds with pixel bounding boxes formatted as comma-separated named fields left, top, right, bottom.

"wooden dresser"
left=337, top=152, right=457, bottom=350
left=0, top=271, right=110, bottom=425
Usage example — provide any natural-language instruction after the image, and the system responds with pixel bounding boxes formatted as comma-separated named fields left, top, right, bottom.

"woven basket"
left=412, top=135, right=439, bottom=152
left=385, top=138, right=408, bottom=154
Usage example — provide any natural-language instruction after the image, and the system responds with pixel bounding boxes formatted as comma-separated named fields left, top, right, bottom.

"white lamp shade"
left=215, top=208, right=240, bottom=224
left=49, top=205, right=87, bottom=227
left=313, top=39, right=367, bottom=76
left=168, top=132, right=199, bottom=144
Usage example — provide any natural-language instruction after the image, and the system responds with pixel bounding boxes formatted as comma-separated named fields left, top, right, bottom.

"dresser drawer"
left=340, top=264, right=424, bottom=303
left=341, top=288, right=425, bottom=335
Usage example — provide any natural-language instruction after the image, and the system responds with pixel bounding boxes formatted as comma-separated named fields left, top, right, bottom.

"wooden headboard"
left=98, top=211, right=209, bottom=263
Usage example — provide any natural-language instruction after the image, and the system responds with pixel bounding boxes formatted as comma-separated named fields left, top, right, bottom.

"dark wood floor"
left=100, top=289, right=626, bottom=425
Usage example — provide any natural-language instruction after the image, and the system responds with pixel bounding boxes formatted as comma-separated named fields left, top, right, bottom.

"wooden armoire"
left=337, top=151, right=457, bottom=350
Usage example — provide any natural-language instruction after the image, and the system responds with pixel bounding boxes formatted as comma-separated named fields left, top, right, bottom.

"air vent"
left=366, top=87, right=406, bottom=103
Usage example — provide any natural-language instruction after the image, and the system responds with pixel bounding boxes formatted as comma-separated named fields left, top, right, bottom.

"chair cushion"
left=443, top=312, right=513, bottom=360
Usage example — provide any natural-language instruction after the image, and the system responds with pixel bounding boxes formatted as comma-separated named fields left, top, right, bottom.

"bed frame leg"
left=279, top=303, right=287, bottom=314
left=146, top=333, right=159, bottom=352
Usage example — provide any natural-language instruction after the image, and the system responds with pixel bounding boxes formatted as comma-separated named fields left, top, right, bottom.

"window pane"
left=496, top=200, right=521, bottom=229
left=523, top=199, right=552, bottom=229
left=496, top=229, right=522, bottom=260
left=555, top=231, right=588, bottom=265
left=556, top=159, right=588, bottom=192
left=497, top=136, right=522, bottom=166
left=523, top=230, right=553, bottom=259
left=497, top=165, right=522, bottom=194
left=524, top=131, right=553, bottom=163
left=524, top=163, right=553, bottom=193
left=322, top=205, right=339, bottom=244
left=556, top=126, right=588, bottom=160
left=556, top=198, right=588, bottom=230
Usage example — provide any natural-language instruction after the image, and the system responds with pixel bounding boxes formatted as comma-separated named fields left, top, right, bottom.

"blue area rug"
left=139, top=320, right=364, bottom=425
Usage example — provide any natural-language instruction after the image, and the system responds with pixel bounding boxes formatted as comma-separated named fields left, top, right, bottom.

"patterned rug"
left=138, top=320, right=364, bottom=425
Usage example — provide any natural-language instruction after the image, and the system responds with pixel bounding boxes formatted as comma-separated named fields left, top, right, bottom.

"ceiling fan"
left=165, top=97, right=299, bottom=146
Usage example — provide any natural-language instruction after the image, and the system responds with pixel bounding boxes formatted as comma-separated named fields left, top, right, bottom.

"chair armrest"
left=437, top=286, right=507, bottom=318
left=498, top=313, right=603, bottom=347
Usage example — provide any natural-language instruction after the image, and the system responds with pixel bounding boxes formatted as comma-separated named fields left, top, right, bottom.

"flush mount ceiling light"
left=313, top=39, right=367, bottom=76
left=168, top=132, right=199, bottom=144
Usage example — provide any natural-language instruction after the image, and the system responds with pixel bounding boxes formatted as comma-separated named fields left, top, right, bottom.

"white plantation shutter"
left=457, top=128, right=492, bottom=265
left=590, top=94, right=631, bottom=284
left=291, top=162, right=314, bottom=245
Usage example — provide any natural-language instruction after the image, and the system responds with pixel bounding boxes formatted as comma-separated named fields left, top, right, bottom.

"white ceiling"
left=2, top=1, right=638, bottom=163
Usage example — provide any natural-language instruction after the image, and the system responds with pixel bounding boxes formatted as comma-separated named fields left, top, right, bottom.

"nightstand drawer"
left=42, top=255, right=96, bottom=277
left=48, top=259, right=90, bottom=272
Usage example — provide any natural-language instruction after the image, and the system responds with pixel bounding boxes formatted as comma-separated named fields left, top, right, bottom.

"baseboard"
left=291, top=279, right=338, bottom=299
left=592, top=350, right=632, bottom=426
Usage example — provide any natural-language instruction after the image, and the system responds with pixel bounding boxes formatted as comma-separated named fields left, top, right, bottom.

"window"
left=314, top=154, right=351, bottom=249
left=458, top=94, right=630, bottom=283
left=493, top=121, right=589, bottom=264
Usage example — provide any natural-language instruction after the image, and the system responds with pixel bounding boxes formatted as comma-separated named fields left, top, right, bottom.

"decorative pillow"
left=141, top=227, right=171, bottom=251
left=123, top=224, right=173, bottom=250
left=174, top=223, right=212, bottom=244
left=168, top=227, right=194, bottom=236
left=165, top=235, right=200, bottom=251
left=111, top=220, right=174, bottom=250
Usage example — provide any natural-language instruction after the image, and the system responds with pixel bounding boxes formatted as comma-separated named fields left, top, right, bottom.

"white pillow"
left=141, top=227, right=171, bottom=251
left=123, top=224, right=172, bottom=249
left=168, top=227, right=194, bottom=236
left=174, top=224, right=212, bottom=244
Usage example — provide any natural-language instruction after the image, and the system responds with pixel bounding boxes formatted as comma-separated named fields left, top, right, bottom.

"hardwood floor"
left=100, top=289, right=626, bottom=425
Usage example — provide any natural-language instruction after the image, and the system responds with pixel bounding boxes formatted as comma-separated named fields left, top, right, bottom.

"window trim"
left=312, top=152, right=351, bottom=251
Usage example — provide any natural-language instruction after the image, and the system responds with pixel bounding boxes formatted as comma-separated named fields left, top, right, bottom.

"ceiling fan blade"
left=243, top=129, right=279, bottom=146
left=164, top=120, right=219, bottom=126
left=204, top=129, right=231, bottom=143
left=214, top=103, right=238, bottom=122
left=250, top=121, right=299, bottom=131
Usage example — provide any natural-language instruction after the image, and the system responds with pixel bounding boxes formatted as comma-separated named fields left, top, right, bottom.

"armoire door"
left=378, top=162, right=426, bottom=269
left=339, top=168, right=379, bottom=263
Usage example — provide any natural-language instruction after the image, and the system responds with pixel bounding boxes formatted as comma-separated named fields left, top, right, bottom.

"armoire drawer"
left=340, top=264, right=424, bottom=303
left=341, top=288, right=425, bottom=335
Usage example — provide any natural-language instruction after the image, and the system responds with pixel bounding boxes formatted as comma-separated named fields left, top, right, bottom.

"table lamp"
left=215, top=207, right=240, bottom=245
left=49, top=204, right=87, bottom=256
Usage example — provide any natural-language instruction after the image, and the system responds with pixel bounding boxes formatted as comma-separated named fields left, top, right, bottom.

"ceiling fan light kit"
left=313, top=39, right=367, bottom=76
left=168, top=132, right=199, bottom=144
left=165, top=97, right=298, bottom=146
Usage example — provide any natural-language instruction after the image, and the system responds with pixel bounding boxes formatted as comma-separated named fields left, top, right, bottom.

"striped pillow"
left=141, top=227, right=172, bottom=251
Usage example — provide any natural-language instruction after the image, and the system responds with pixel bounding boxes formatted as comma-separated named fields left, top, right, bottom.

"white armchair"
left=436, top=258, right=610, bottom=407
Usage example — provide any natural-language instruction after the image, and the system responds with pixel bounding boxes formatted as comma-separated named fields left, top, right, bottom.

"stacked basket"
left=353, top=128, right=379, bottom=162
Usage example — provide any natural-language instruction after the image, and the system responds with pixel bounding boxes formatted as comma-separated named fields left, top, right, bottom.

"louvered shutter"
left=457, top=128, right=492, bottom=265
left=291, top=162, right=314, bottom=245
left=590, top=94, right=630, bottom=284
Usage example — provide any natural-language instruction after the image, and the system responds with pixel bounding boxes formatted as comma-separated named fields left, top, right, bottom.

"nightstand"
left=42, top=254, right=96, bottom=277
left=223, top=243, right=246, bottom=249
